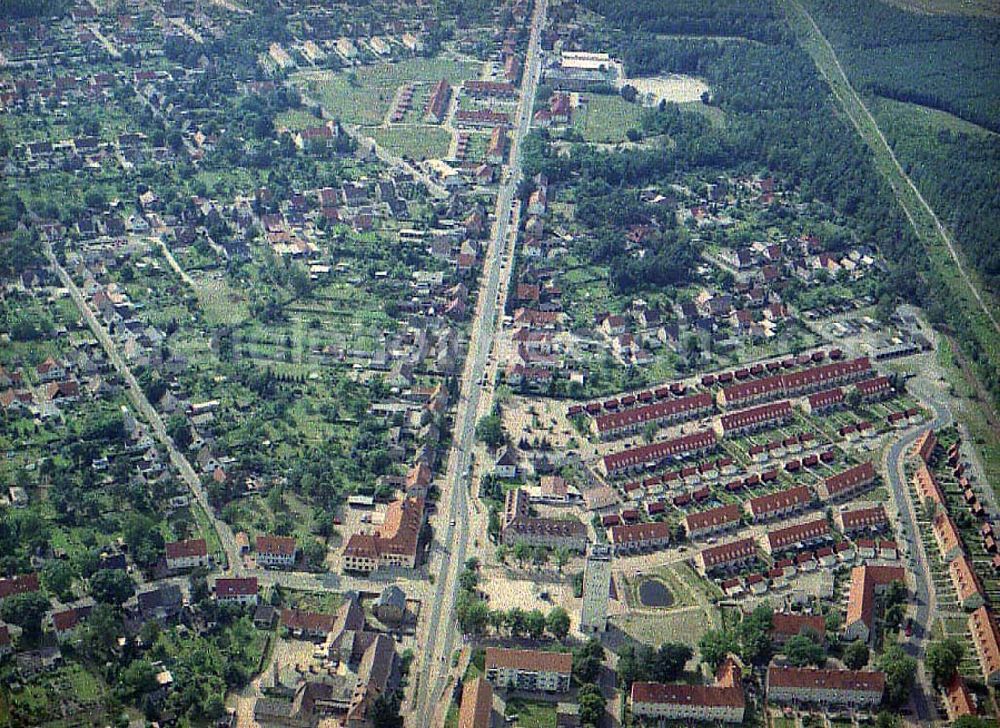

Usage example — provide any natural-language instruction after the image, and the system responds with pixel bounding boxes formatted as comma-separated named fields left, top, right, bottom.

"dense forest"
left=802, top=0, right=1000, bottom=133
left=582, top=0, right=787, bottom=44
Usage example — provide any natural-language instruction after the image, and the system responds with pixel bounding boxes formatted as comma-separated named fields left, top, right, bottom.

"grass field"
left=371, top=125, right=451, bottom=160
left=276, top=108, right=326, bottom=131
left=572, top=93, right=645, bottom=143
left=505, top=699, right=557, bottom=728
left=294, top=58, right=480, bottom=126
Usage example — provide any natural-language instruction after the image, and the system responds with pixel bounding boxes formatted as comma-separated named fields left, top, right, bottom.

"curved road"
left=411, top=1, right=547, bottom=725
left=882, top=387, right=951, bottom=723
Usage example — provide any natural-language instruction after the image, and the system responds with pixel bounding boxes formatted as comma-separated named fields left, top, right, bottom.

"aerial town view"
left=1, top=0, right=999, bottom=726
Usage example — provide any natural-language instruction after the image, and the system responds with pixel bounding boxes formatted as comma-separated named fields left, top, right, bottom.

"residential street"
left=46, top=247, right=244, bottom=576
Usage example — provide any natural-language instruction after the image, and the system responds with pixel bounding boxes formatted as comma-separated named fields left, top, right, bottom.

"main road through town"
left=410, top=1, right=547, bottom=725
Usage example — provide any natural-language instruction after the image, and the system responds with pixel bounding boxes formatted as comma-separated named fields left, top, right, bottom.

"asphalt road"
left=411, top=2, right=548, bottom=725
left=882, top=388, right=951, bottom=723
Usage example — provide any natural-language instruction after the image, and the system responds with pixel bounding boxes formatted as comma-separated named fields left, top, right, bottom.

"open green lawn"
left=572, top=93, right=645, bottom=143
left=293, top=59, right=480, bottom=126
left=371, top=125, right=451, bottom=160
left=505, top=698, right=557, bottom=728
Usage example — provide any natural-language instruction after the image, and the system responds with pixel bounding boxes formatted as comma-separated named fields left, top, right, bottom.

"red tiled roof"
left=846, top=565, right=906, bottom=634
left=767, top=666, right=885, bottom=694
left=165, top=538, right=207, bottom=560
left=820, top=462, right=875, bottom=499
left=610, top=521, right=671, bottom=547
left=485, top=647, right=571, bottom=673
left=631, top=681, right=745, bottom=709
left=602, top=430, right=717, bottom=473
left=771, top=612, right=825, bottom=640
left=216, top=577, right=258, bottom=597
left=592, top=393, right=713, bottom=434
left=765, top=517, right=830, bottom=552
left=699, top=538, right=756, bottom=569
left=0, top=573, right=40, bottom=600
left=685, top=504, right=742, bottom=532
left=719, top=400, right=792, bottom=432
left=256, top=535, right=296, bottom=556
left=746, top=485, right=811, bottom=518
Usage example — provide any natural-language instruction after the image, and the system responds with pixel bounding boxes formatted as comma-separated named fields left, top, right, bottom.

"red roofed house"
left=0, top=573, right=40, bottom=602
left=932, top=511, right=964, bottom=563
left=591, top=393, right=713, bottom=440
left=913, top=429, right=937, bottom=464
left=770, top=612, right=825, bottom=646
left=484, top=647, right=572, bottom=693
left=684, top=504, right=742, bottom=540
left=844, top=565, right=906, bottom=643
left=630, top=656, right=744, bottom=724
left=913, top=464, right=945, bottom=508
left=836, top=505, right=888, bottom=535
left=256, top=535, right=298, bottom=569
left=696, top=538, right=757, bottom=575
left=766, top=666, right=885, bottom=708
left=426, top=79, right=451, bottom=123
left=950, top=554, right=986, bottom=611
left=763, top=517, right=830, bottom=556
left=817, top=462, right=876, bottom=501
left=970, top=606, right=1000, bottom=685
left=458, top=676, right=498, bottom=728
left=165, top=538, right=209, bottom=571
left=745, top=486, right=812, bottom=522
left=714, top=401, right=792, bottom=438
left=52, top=608, right=82, bottom=641
left=855, top=375, right=892, bottom=401
left=343, top=496, right=425, bottom=573
left=280, top=608, right=336, bottom=639
left=601, top=430, right=717, bottom=476
left=804, top=387, right=844, bottom=415
left=215, top=577, right=259, bottom=606
left=944, top=673, right=975, bottom=721
left=609, top=521, right=671, bottom=555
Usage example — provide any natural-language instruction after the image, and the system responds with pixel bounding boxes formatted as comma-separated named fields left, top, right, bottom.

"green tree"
left=41, top=560, right=75, bottom=601
left=784, top=633, right=826, bottom=667
left=578, top=683, right=606, bottom=727
left=525, top=609, right=547, bottom=639
left=475, top=414, right=504, bottom=448
left=370, top=692, right=403, bottom=728
left=118, top=659, right=158, bottom=699
left=89, top=569, right=135, bottom=606
left=300, top=539, right=327, bottom=568
left=652, top=642, right=693, bottom=682
left=553, top=547, right=570, bottom=573
left=843, top=640, right=869, bottom=670
left=926, top=637, right=964, bottom=688
left=1, top=591, right=50, bottom=638
left=737, top=605, right=774, bottom=666
left=547, top=607, right=570, bottom=640
left=698, top=629, right=739, bottom=672
left=166, top=413, right=193, bottom=450
left=506, top=607, right=526, bottom=637
left=877, top=645, right=917, bottom=708
left=574, top=638, right=604, bottom=683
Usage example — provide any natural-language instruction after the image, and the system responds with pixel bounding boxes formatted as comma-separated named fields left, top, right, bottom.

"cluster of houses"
left=907, top=429, right=997, bottom=718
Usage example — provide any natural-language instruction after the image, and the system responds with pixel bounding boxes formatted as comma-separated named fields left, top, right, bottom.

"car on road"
left=449, top=519, right=456, bottom=527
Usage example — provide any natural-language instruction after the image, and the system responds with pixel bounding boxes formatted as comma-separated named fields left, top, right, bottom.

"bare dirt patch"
left=623, top=75, right=710, bottom=106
